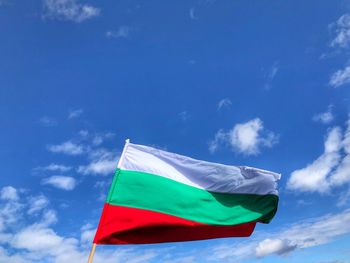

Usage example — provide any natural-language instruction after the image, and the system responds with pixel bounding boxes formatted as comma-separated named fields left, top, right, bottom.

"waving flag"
left=93, top=140, right=280, bottom=244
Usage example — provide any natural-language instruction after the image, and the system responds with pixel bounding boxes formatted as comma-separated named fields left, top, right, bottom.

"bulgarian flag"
left=93, top=140, right=280, bottom=245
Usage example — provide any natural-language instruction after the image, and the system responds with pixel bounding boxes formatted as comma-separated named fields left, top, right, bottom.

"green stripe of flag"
left=107, top=169, right=278, bottom=226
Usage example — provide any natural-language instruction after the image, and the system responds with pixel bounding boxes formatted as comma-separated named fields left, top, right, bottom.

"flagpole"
left=87, top=139, right=130, bottom=263
left=87, top=243, right=96, bottom=263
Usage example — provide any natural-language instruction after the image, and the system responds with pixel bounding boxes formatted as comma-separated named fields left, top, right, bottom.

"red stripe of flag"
left=94, top=204, right=256, bottom=244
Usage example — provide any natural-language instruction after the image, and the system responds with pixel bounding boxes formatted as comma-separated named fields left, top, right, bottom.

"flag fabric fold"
left=93, top=141, right=280, bottom=244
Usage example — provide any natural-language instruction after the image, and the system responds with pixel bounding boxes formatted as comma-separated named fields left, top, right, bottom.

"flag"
left=93, top=140, right=280, bottom=244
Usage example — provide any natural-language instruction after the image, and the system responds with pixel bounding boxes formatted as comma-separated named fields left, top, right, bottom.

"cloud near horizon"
left=209, top=208, right=350, bottom=260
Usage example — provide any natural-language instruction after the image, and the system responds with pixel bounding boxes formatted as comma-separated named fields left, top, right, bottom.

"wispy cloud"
left=27, top=195, right=49, bottom=215
left=106, top=26, right=131, bottom=39
left=79, top=129, right=89, bottom=138
left=43, top=0, right=100, bottom=23
left=39, top=116, right=57, bottom=127
left=217, top=98, right=232, bottom=111
left=313, top=105, right=334, bottom=124
left=210, top=208, right=350, bottom=260
left=330, top=14, right=350, bottom=48
left=47, top=141, right=85, bottom=155
left=77, top=148, right=118, bottom=176
left=288, top=117, right=350, bottom=193
left=33, top=163, right=72, bottom=173
left=337, top=188, right=350, bottom=207
left=329, top=65, right=350, bottom=88
left=92, top=132, right=115, bottom=146
left=255, top=209, right=350, bottom=257
left=68, top=108, right=83, bottom=119
left=46, top=131, right=117, bottom=176
left=328, top=14, right=350, bottom=88
left=209, top=118, right=279, bottom=155
left=42, top=176, right=76, bottom=190
left=264, top=61, right=279, bottom=90
left=208, top=129, right=226, bottom=154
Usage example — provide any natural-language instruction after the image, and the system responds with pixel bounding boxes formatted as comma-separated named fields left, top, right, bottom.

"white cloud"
left=209, top=118, right=278, bottom=155
left=42, top=176, right=76, bottom=190
left=39, top=116, right=57, bottom=127
left=0, top=189, right=75, bottom=262
left=255, top=238, right=296, bottom=257
left=27, top=195, right=49, bottom=215
left=47, top=141, right=84, bottom=155
left=217, top=98, right=232, bottom=111
left=0, top=186, right=165, bottom=263
left=288, top=117, right=350, bottom=193
left=78, top=149, right=118, bottom=176
left=106, top=26, right=131, bottom=39
left=68, top=108, right=83, bottom=119
left=5, top=225, right=159, bottom=263
left=33, top=163, right=72, bottom=173
left=329, top=65, right=350, bottom=88
left=232, top=118, right=278, bottom=154
left=287, top=127, right=342, bottom=193
left=0, top=186, right=19, bottom=201
left=43, top=0, right=100, bottom=23
left=12, top=225, right=63, bottom=251
left=313, top=105, right=334, bottom=124
left=330, top=14, right=350, bottom=48
left=273, top=209, right=350, bottom=251
left=229, top=118, right=264, bottom=154
left=228, top=118, right=279, bottom=155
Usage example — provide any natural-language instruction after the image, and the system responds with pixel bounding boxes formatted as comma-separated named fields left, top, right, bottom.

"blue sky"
left=1, top=0, right=350, bottom=262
